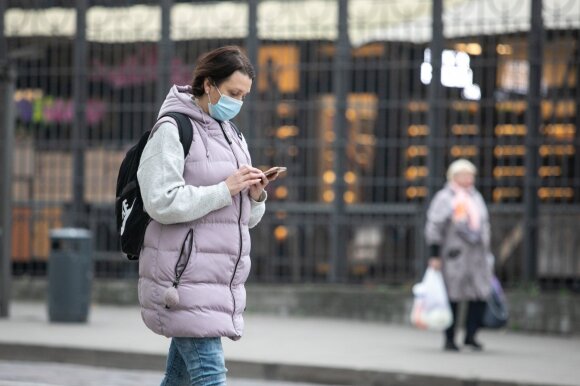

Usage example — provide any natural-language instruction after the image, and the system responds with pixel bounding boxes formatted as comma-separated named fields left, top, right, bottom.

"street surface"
left=0, top=360, right=335, bottom=386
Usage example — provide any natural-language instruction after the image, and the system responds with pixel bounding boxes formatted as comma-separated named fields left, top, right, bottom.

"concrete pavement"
left=0, top=360, right=327, bottom=386
left=0, top=302, right=578, bottom=386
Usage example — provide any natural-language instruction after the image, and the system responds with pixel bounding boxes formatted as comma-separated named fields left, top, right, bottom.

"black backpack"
left=115, top=112, right=193, bottom=260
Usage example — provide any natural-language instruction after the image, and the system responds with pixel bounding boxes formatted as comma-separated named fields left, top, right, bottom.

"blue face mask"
left=208, top=84, right=243, bottom=122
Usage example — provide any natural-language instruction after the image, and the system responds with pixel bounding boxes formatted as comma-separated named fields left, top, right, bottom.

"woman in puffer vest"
left=137, top=46, right=278, bottom=386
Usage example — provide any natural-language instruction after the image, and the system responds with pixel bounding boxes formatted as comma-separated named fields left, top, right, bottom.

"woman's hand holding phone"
left=263, top=166, right=287, bottom=181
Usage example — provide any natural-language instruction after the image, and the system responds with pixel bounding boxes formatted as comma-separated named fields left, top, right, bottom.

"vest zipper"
left=229, top=192, right=243, bottom=329
left=219, top=122, right=244, bottom=332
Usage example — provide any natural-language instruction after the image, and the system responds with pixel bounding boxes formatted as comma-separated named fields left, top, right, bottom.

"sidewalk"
left=0, top=302, right=578, bottom=386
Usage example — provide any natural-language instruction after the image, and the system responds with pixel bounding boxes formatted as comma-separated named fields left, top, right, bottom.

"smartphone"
left=264, top=166, right=287, bottom=180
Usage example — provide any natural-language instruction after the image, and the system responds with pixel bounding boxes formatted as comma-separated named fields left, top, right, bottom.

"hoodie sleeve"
left=248, top=190, right=267, bottom=229
left=137, top=121, right=232, bottom=225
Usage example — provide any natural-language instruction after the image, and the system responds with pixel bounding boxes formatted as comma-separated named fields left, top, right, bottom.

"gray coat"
left=425, top=184, right=492, bottom=301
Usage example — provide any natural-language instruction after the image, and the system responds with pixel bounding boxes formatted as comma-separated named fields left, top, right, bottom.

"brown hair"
left=191, top=46, right=255, bottom=97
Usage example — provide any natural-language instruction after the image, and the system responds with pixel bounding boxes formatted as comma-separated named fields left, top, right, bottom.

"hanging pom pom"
left=164, top=284, right=180, bottom=309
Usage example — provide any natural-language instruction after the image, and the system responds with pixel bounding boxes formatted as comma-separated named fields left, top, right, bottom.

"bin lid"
left=50, top=228, right=92, bottom=240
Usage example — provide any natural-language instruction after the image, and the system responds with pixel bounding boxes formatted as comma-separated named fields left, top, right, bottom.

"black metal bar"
left=523, top=0, right=543, bottom=283
left=575, top=31, right=580, bottom=216
left=0, top=1, right=5, bottom=57
left=244, top=0, right=259, bottom=144
left=0, top=63, right=16, bottom=319
left=329, top=0, right=349, bottom=282
left=0, top=0, right=13, bottom=318
left=157, top=0, right=173, bottom=109
left=423, top=0, right=444, bottom=273
left=72, top=0, right=88, bottom=226
left=426, top=0, right=444, bottom=202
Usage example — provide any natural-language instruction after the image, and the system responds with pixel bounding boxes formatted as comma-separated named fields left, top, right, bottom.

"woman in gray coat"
left=425, top=159, right=492, bottom=351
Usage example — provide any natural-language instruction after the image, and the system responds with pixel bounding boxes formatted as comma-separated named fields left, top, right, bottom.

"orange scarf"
left=450, top=182, right=481, bottom=231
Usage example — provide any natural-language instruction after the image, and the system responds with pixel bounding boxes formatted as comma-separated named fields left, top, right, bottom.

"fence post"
left=0, top=64, right=15, bottom=319
left=523, top=0, right=543, bottom=283
left=244, top=0, right=259, bottom=143
left=157, top=0, right=173, bottom=110
left=72, top=0, right=88, bottom=226
left=426, top=0, right=444, bottom=201
left=423, top=0, right=444, bottom=271
left=329, top=0, right=349, bottom=282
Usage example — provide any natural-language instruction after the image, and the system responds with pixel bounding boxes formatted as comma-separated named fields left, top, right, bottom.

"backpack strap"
left=159, top=112, right=194, bottom=158
left=229, top=121, right=243, bottom=140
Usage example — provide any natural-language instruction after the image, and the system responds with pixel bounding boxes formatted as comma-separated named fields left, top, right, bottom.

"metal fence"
left=1, top=0, right=579, bottom=289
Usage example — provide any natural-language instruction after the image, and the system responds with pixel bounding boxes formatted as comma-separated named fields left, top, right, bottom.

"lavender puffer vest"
left=138, top=85, right=252, bottom=340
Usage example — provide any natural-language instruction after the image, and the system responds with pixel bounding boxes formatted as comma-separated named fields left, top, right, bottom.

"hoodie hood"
left=158, top=85, right=208, bottom=125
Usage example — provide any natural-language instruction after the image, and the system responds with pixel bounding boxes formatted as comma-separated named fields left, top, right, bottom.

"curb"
left=0, top=343, right=559, bottom=386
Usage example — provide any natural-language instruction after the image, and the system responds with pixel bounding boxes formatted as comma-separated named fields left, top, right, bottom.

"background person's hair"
left=191, top=46, right=255, bottom=97
left=446, top=159, right=477, bottom=181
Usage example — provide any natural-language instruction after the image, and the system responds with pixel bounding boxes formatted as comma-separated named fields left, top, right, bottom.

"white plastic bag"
left=410, top=267, right=453, bottom=331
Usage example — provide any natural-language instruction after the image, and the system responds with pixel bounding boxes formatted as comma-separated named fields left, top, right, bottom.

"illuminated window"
left=495, top=124, right=527, bottom=136
left=494, top=146, right=526, bottom=157
left=493, top=166, right=526, bottom=178
left=258, top=45, right=300, bottom=93
left=538, top=188, right=574, bottom=200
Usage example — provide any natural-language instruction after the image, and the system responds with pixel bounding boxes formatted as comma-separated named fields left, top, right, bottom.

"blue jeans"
left=160, top=337, right=227, bottom=386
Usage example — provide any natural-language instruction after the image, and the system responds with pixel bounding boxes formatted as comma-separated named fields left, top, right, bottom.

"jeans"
left=160, top=337, right=227, bottom=386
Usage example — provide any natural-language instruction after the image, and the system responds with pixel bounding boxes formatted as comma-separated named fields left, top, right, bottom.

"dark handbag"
left=482, top=276, right=509, bottom=328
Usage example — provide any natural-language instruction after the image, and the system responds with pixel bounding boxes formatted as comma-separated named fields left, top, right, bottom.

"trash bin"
left=48, top=228, right=92, bottom=323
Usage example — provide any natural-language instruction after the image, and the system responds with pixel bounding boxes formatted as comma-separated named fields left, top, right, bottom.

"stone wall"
left=11, top=278, right=580, bottom=335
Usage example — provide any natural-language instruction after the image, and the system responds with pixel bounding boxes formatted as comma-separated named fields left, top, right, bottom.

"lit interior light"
left=408, top=125, right=429, bottom=136
left=274, top=226, right=288, bottom=241
left=344, top=171, right=357, bottom=184
left=542, top=124, right=576, bottom=140
left=538, top=166, right=562, bottom=177
left=407, top=146, right=428, bottom=158
left=323, top=190, right=335, bottom=203
left=466, top=43, right=482, bottom=55
left=462, top=84, right=481, bottom=100
left=539, top=145, right=575, bottom=157
left=494, top=146, right=526, bottom=157
left=276, top=125, right=299, bottom=139
left=405, top=166, right=428, bottom=180
left=495, top=124, right=527, bottom=136
left=541, top=101, right=576, bottom=119
left=346, top=108, right=357, bottom=121
left=406, top=186, right=427, bottom=199
left=275, top=186, right=288, bottom=199
left=496, top=101, right=527, bottom=113
left=493, top=166, right=526, bottom=178
left=420, top=62, right=432, bottom=85
left=451, top=125, right=479, bottom=135
left=538, top=188, right=574, bottom=200
left=450, top=146, right=478, bottom=157
left=493, top=187, right=521, bottom=202
left=276, top=102, right=295, bottom=118
left=323, top=171, right=336, bottom=184
left=455, top=43, right=482, bottom=56
left=496, top=44, right=513, bottom=55
left=343, top=191, right=356, bottom=204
